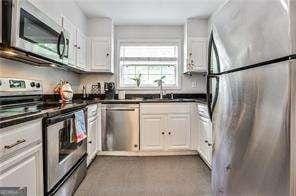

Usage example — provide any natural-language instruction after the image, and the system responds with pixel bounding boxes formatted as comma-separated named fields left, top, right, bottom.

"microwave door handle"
left=57, top=31, right=66, bottom=59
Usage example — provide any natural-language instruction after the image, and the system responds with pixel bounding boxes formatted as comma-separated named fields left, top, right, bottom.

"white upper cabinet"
left=62, top=16, right=88, bottom=71
left=76, top=30, right=88, bottom=70
left=90, top=38, right=112, bottom=72
left=187, top=37, right=208, bottom=72
left=62, top=15, right=77, bottom=66
left=184, top=18, right=209, bottom=74
left=87, top=18, right=114, bottom=73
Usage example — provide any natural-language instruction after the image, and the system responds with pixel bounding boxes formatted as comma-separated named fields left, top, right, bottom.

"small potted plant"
left=131, top=74, right=142, bottom=87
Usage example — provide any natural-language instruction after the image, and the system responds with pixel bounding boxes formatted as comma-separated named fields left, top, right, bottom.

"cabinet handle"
left=4, top=139, right=26, bottom=149
left=106, top=53, right=110, bottom=56
left=168, top=132, right=171, bottom=135
left=162, top=132, right=165, bottom=135
left=208, top=143, right=212, bottom=147
left=89, top=141, right=92, bottom=144
left=77, top=46, right=81, bottom=49
left=205, top=140, right=208, bottom=143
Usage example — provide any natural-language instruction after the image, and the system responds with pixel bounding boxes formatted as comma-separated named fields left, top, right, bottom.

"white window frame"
left=116, top=39, right=182, bottom=90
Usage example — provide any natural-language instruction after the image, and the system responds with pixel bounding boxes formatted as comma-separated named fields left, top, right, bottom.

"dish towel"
left=74, top=110, right=87, bottom=143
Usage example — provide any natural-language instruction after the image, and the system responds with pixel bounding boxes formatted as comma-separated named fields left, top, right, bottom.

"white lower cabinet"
left=198, top=118, right=212, bottom=167
left=140, top=103, right=191, bottom=151
left=87, top=104, right=101, bottom=166
left=0, top=119, right=43, bottom=196
left=0, top=144, right=43, bottom=196
left=87, top=117, right=98, bottom=165
left=140, top=114, right=165, bottom=151
left=166, top=114, right=191, bottom=150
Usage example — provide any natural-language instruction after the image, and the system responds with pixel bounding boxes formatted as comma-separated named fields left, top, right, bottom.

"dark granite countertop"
left=1, top=97, right=207, bottom=128
left=85, top=98, right=207, bottom=104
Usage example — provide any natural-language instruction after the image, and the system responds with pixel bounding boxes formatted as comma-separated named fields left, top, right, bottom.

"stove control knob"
left=30, top=82, right=35, bottom=87
left=36, top=83, right=41, bottom=88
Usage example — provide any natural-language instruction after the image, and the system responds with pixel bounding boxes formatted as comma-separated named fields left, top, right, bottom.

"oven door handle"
left=46, top=113, right=75, bottom=125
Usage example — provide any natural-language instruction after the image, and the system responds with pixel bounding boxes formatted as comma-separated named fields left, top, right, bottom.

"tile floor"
left=74, top=155, right=211, bottom=196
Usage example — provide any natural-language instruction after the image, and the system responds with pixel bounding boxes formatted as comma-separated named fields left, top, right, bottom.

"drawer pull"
left=4, top=139, right=26, bottom=149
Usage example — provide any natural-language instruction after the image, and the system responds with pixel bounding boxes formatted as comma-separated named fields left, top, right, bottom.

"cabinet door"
left=166, top=114, right=191, bottom=150
left=87, top=118, right=98, bottom=165
left=199, top=119, right=212, bottom=166
left=204, top=121, right=212, bottom=165
left=188, top=37, right=208, bottom=72
left=0, top=144, right=43, bottom=196
left=76, top=31, right=87, bottom=70
left=62, top=15, right=77, bottom=66
left=91, top=38, right=111, bottom=71
left=140, top=115, right=165, bottom=151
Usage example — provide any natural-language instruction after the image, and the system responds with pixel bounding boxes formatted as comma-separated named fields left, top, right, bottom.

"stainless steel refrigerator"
left=207, top=0, right=296, bottom=195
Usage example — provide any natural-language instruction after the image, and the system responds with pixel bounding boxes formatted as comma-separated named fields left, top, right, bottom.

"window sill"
left=117, top=86, right=181, bottom=91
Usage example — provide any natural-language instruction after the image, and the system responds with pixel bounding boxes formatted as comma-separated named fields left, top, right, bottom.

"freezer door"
left=291, top=59, right=296, bottom=196
left=210, top=0, right=292, bottom=73
left=212, top=61, right=290, bottom=196
left=292, top=1, right=296, bottom=54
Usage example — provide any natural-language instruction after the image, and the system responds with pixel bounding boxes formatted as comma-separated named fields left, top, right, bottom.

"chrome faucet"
left=155, top=76, right=166, bottom=99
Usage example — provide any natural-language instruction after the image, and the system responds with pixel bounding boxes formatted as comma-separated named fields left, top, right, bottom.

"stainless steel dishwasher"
left=101, top=104, right=139, bottom=151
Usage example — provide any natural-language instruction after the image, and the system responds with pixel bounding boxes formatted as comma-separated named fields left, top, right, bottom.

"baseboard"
left=97, top=150, right=198, bottom=156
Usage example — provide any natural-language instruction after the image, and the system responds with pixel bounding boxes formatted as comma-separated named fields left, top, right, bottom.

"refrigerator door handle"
left=207, top=75, right=220, bottom=121
left=208, top=31, right=221, bottom=75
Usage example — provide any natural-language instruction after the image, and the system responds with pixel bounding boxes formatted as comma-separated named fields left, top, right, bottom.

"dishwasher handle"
left=106, top=108, right=136, bottom=111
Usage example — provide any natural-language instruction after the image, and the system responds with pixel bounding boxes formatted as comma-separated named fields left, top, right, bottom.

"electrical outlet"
left=191, top=81, right=197, bottom=88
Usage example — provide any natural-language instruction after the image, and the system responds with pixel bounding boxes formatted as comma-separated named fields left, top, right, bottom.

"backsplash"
left=0, top=57, right=206, bottom=95
left=79, top=73, right=207, bottom=95
left=0, top=58, right=81, bottom=94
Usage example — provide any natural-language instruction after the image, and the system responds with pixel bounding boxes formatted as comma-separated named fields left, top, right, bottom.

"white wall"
left=187, top=18, right=209, bottom=37
left=87, top=18, right=113, bottom=37
left=0, top=58, right=81, bottom=94
left=79, top=25, right=207, bottom=94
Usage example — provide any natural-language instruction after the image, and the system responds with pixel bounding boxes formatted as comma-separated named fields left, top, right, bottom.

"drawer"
left=88, top=104, right=98, bottom=117
left=140, top=103, right=190, bottom=114
left=0, top=119, right=42, bottom=159
left=197, top=104, right=209, bottom=117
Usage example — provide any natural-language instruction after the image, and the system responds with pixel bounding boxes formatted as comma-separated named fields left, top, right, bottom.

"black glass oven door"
left=58, top=118, right=77, bottom=163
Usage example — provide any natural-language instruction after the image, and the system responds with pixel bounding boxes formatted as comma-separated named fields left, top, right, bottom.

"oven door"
left=45, top=112, right=87, bottom=192
left=10, top=0, right=69, bottom=64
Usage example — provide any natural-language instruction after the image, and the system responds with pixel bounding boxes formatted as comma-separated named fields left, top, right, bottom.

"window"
left=118, top=41, right=180, bottom=89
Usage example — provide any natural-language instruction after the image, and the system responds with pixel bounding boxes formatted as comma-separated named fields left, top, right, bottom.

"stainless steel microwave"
left=1, top=0, right=70, bottom=65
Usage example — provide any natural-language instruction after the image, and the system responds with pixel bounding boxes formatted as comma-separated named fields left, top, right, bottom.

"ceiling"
left=75, top=0, right=225, bottom=25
